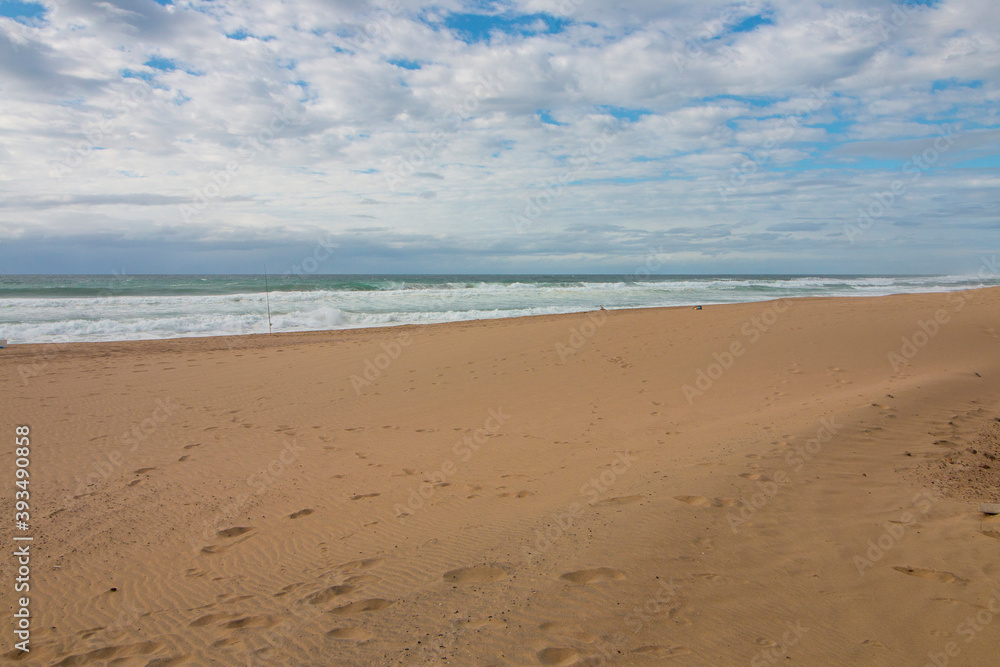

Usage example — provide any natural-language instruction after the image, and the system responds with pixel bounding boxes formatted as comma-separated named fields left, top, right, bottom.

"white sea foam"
left=1, top=275, right=995, bottom=344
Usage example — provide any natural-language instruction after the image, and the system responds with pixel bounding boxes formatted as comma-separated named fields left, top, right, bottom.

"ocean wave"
left=2, top=274, right=997, bottom=344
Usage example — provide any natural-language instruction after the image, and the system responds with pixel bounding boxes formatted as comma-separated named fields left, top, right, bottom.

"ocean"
left=1, top=274, right=997, bottom=345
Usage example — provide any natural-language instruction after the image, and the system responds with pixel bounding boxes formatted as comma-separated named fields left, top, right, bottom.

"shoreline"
left=1, top=285, right=993, bottom=352
left=2, top=286, right=999, bottom=665
left=3, top=274, right=998, bottom=347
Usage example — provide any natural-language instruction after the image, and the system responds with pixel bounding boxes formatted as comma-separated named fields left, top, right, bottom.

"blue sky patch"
left=595, top=106, right=652, bottom=122
left=144, top=56, right=177, bottom=72
left=388, top=58, right=422, bottom=70
left=810, top=119, right=853, bottom=136
left=727, top=14, right=774, bottom=34
left=141, top=56, right=202, bottom=77
left=931, top=78, right=983, bottom=92
left=0, top=0, right=45, bottom=21
left=952, top=155, right=1000, bottom=169
left=701, top=94, right=777, bottom=108
left=122, top=69, right=154, bottom=81
left=537, top=109, right=565, bottom=126
left=441, top=12, right=570, bottom=44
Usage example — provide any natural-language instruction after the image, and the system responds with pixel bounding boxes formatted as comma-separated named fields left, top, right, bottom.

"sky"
left=0, top=0, right=997, bottom=275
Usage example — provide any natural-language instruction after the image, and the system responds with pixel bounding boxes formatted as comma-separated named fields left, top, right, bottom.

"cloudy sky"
left=0, top=0, right=997, bottom=275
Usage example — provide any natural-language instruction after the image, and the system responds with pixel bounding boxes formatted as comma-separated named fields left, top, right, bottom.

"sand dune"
left=2, top=288, right=999, bottom=665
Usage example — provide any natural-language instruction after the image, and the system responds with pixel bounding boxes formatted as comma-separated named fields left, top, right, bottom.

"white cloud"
left=0, top=0, right=997, bottom=273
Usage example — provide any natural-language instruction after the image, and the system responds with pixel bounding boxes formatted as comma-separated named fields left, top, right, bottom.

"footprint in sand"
left=327, top=627, right=372, bottom=641
left=632, top=645, right=692, bottom=658
left=219, top=593, right=253, bottom=604
left=560, top=568, right=625, bottom=584
left=980, top=531, right=1000, bottom=540
left=134, top=467, right=156, bottom=475
left=339, top=558, right=382, bottom=572
left=144, top=655, right=188, bottom=666
left=893, top=566, right=967, bottom=584
left=274, top=583, right=306, bottom=597
left=289, top=509, right=314, bottom=519
left=304, top=585, right=355, bottom=605
left=443, top=565, right=507, bottom=584
left=224, top=615, right=274, bottom=629
left=211, top=636, right=241, bottom=648
left=537, top=647, right=580, bottom=665
left=217, top=527, right=254, bottom=539
left=329, top=599, right=393, bottom=615
left=189, top=612, right=235, bottom=627
left=594, top=495, right=643, bottom=506
left=343, top=574, right=380, bottom=587
left=77, top=627, right=104, bottom=640
left=200, top=544, right=233, bottom=555
left=183, top=443, right=201, bottom=449
left=50, top=641, right=164, bottom=664
left=674, top=495, right=712, bottom=507
left=350, top=493, right=381, bottom=501
left=674, top=495, right=739, bottom=508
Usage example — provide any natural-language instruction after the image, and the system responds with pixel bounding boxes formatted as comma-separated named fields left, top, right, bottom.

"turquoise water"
left=1, top=274, right=996, bottom=344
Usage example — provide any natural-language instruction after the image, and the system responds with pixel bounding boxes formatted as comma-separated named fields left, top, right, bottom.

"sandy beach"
left=2, top=288, right=1000, bottom=666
